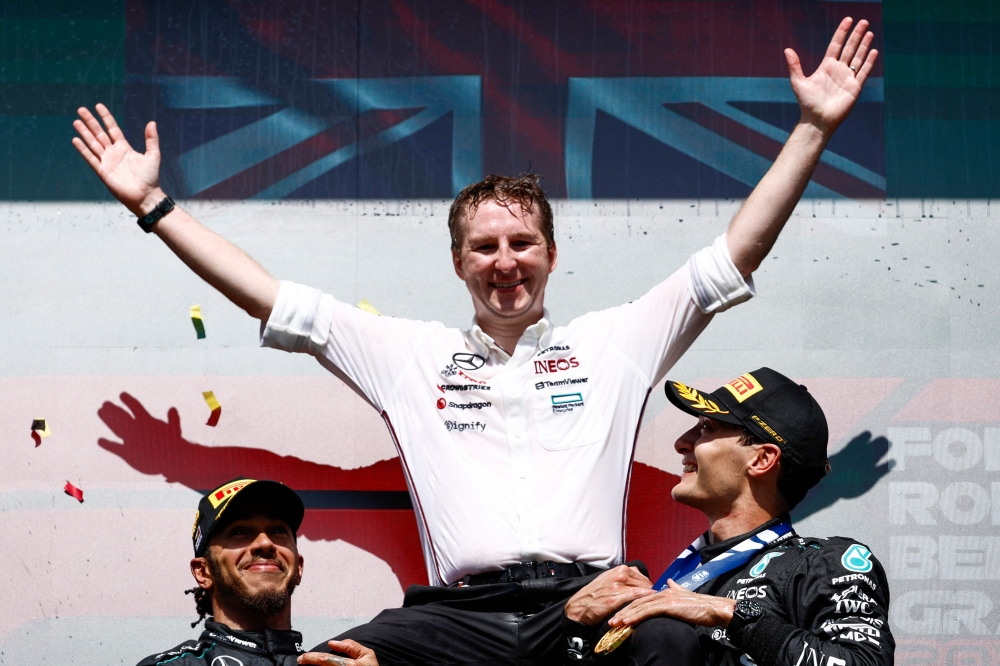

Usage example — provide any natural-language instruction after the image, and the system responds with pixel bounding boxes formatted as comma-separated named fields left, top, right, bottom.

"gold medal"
left=594, top=624, right=634, bottom=655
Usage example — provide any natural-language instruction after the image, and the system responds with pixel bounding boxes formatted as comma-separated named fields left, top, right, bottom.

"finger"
left=327, top=640, right=370, bottom=659
left=96, top=103, right=126, bottom=143
left=839, top=19, right=868, bottom=64
left=80, top=106, right=112, bottom=149
left=73, top=118, right=104, bottom=158
left=297, top=653, right=353, bottom=666
left=850, top=31, right=874, bottom=71
left=824, top=17, right=853, bottom=60
left=71, top=137, right=101, bottom=171
left=784, top=48, right=804, bottom=84
left=167, top=407, right=182, bottom=436
left=626, top=566, right=652, bottom=586
left=145, top=121, right=160, bottom=156
left=119, top=392, right=153, bottom=421
left=855, top=49, right=878, bottom=87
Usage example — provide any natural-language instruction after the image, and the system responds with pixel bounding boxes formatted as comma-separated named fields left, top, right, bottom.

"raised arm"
left=726, top=17, right=879, bottom=277
left=72, top=104, right=279, bottom=321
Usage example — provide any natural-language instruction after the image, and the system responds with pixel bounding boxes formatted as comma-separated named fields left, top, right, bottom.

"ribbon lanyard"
left=653, top=521, right=793, bottom=592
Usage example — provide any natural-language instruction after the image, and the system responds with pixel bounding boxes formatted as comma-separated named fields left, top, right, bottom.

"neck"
left=212, top=602, right=292, bottom=633
left=707, top=503, right=779, bottom=544
left=476, top=311, right=543, bottom=354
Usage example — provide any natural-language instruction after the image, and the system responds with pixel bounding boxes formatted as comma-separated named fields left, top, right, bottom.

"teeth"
left=683, top=464, right=697, bottom=473
left=494, top=279, right=525, bottom=288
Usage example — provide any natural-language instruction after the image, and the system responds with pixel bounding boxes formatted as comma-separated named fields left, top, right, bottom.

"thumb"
left=145, top=121, right=160, bottom=156
left=784, top=48, right=804, bottom=83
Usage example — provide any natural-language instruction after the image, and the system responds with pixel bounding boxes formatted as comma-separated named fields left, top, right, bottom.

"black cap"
left=664, top=367, right=830, bottom=472
left=192, top=478, right=305, bottom=557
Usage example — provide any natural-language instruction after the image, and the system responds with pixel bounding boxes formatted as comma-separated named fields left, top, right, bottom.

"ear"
left=452, top=248, right=465, bottom=281
left=547, top=241, right=558, bottom=273
left=746, top=443, right=782, bottom=478
left=190, top=557, right=213, bottom=591
left=294, top=553, right=304, bottom=585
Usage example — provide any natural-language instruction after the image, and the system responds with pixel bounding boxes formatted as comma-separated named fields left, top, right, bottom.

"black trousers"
left=315, top=571, right=702, bottom=666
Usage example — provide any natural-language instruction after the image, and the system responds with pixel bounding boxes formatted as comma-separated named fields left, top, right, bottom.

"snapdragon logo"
left=445, top=420, right=486, bottom=433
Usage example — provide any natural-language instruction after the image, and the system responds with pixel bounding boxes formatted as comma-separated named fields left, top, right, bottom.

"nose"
left=249, top=530, right=276, bottom=554
left=496, top=240, right=517, bottom=273
left=674, top=421, right=700, bottom=454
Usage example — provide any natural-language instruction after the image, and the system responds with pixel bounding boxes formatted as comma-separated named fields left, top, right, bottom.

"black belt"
left=453, top=561, right=604, bottom=587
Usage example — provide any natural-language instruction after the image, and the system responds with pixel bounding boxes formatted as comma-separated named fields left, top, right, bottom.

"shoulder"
left=772, top=535, right=888, bottom=591
left=135, top=639, right=216, bottom=666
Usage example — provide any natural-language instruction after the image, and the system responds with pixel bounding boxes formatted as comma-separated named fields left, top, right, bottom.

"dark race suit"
left=136, top=620, right=304, bottom=666
left=692, top=515, right=894, bottom=666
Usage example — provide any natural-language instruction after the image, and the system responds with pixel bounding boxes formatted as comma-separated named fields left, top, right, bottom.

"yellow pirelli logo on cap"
left=208, top=479, right=255, bottom=509
left=723, top=373, right=763, bottom=403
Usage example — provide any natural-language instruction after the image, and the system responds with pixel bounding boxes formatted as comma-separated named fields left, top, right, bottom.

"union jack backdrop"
left=123, top=0, right=884, bottom=200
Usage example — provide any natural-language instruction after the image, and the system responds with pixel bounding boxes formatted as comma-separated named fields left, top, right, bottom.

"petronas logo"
left=841, top=544, right=873, bottom=573
left=749, top=552, right=783, bottom=577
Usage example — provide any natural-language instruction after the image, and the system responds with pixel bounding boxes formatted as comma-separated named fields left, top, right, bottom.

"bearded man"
left=137, top=478, right=378, bottom=666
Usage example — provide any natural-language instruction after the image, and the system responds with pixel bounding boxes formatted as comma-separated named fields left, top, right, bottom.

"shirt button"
left=513, top=430, right=523, bottom=439
left=519, top=471, right=527, bottom=479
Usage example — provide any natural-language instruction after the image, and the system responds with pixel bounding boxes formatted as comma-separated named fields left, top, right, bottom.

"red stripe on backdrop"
left=667, top=103, right=884, bottom=198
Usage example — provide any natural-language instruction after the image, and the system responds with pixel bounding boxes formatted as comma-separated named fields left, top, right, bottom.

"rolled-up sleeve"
left=686, top=234, right=755, bottom=314
left=261, top=281, right=332, bottom=353
left=261, top=280, right=432, bottom=410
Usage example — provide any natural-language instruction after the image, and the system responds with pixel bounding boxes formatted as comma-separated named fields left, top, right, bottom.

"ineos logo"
left=453, top=353, right=485, bottom=371
left=212, top=657, right=244, bottom=666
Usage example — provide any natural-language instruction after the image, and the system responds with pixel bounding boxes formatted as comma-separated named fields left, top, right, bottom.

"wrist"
left=796, top=115, right=837, bottom=143
left=135, top=187, right=168, bottom=218
left=717, top=598, right=737, bottom=628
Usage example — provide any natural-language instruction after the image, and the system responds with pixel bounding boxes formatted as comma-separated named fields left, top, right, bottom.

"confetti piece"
left=356, top=299, right=381, bottom=316
left=203, top=390, right=222, bottom=427
left=31, top=418, right=52, bottom=439
left=64, top=481, right=84, bottom=503
left=190, top=304, right=206, bottom=339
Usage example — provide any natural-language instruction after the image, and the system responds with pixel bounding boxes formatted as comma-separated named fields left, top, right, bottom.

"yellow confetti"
left=356, top=299, right=382, bottom=316
left=203, top=391, right=221, bottom=412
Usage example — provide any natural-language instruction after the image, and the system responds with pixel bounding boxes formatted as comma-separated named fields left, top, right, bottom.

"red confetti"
left=64, top=481, right=84, bottom=503
left=31, top=431, right=41, bottom=447
left=206, top=407, right=222, bottom=427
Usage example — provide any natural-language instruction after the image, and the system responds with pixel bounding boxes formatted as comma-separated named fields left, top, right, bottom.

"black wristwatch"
left=727, top=599, right=764, bottom=639
left=136, top=195, right=175, bottom=233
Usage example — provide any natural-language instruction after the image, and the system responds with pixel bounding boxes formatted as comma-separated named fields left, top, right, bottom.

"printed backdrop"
left=3, top=1, right=1000, bottom=665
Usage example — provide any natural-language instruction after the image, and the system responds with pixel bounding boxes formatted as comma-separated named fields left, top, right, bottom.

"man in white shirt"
left=72, top=16, right=877, bottom=666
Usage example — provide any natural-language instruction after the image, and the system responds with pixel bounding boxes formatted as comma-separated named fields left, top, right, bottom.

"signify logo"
left=445, top=421, right=486, bottom=433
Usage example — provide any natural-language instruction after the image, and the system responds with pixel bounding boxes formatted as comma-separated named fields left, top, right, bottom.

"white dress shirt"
left=262, top=234, right=753, bottom=585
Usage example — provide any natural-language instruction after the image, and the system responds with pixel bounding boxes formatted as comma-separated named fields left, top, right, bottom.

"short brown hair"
left=448, top=173, right=554, bottom=251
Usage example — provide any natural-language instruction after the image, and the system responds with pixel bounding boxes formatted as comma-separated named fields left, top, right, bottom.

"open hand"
left=298, top=640, right=379, bottom=666
left=786, top=17, right=878, bottom=135
left=609, top=579, right=735, bottom=629
left=564, top=565, right=656, bottom=626
left=72, top=103, right=165, bottom=216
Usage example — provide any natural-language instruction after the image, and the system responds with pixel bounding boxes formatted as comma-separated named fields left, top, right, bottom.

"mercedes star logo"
left=452, top=352, right=486, bottom=371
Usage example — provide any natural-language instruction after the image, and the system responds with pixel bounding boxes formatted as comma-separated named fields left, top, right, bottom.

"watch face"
left=735, top=600, right=764, bottom=619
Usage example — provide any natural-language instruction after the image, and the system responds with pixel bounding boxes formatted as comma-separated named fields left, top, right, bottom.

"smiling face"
left=452, top=199, right=558, bottom=335
left=671, top=416, right=759, bottom=519
left=194, top=508, right=303, bottom=624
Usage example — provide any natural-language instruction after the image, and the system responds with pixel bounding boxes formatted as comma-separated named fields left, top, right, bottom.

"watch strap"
left=136, top=195, right=175, bottom=233
left=727, top=600, right=763, bottom=641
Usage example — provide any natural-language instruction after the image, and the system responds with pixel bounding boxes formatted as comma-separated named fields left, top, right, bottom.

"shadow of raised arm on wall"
left=792, top=431, right=891, bottom=523
left=97, top=391, right=428, bottom=590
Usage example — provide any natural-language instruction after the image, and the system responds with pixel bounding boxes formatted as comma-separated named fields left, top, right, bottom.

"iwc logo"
left=841, top=544, right=873, bottom=573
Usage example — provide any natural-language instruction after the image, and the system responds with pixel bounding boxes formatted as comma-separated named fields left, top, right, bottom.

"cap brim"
left=664, top=380, right=744, bottom=426
left=220, top=480, right=305, bottom=533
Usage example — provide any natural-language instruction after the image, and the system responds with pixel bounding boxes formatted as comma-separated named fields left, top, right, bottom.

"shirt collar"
left=202, top=620, right=304, bottom=655
left=468, top=309, right=553, bottom=361
left=698, top=514, right=793, bottom=564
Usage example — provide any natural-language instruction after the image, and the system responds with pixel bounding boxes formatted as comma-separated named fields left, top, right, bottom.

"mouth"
left=243, top=558, right=285, bottom=574
left=490, top=278, right=527, bottom=290
left=682, top=463, right=697, bottom=474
